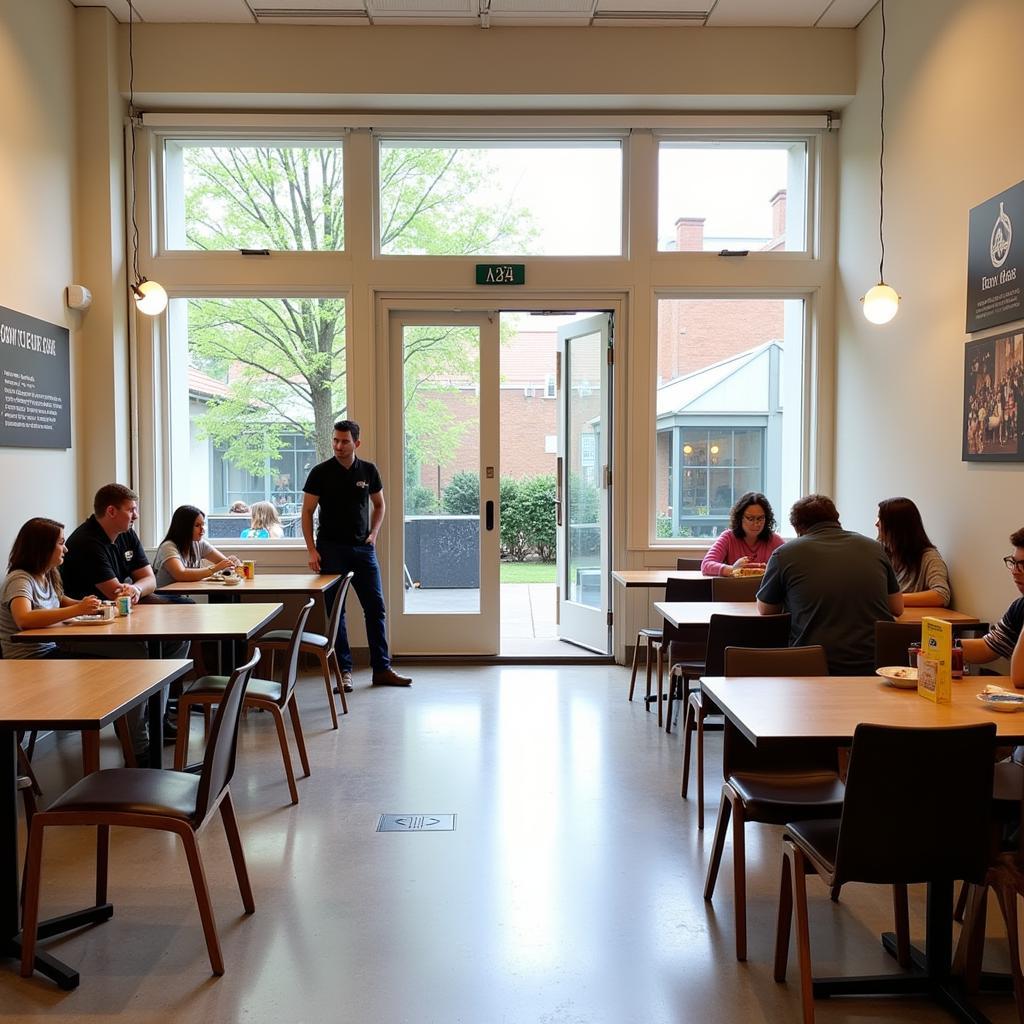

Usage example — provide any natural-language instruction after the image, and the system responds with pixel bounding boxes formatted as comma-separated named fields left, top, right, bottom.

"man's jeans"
left=318, top=541, right=391, bottom=672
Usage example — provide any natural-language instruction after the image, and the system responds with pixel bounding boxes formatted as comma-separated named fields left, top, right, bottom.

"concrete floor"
left=4, top=663, right=1018, bottom=1023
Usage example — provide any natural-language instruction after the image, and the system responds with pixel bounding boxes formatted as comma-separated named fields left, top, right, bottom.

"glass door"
left=387, top=312, right=500, bottom=654
left=556, top=313, right=611, bottom=653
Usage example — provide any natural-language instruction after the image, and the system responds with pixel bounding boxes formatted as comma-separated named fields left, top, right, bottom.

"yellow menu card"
left=917, top=616, right=952, bottom=704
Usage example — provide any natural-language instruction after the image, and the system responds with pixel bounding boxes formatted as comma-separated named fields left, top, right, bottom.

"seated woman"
left=876, top=496, right=951, bottom=606
left=153, top=505, right=239, bottom=588
left=701, top=492, right=785, bottom=577
left=0, top=517, right=102, bottom=659
left=241, top=500, right=284, bottom=539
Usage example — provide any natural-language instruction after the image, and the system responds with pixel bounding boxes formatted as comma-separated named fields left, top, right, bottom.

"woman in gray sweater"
left=877, top=496, right=951, bottom=606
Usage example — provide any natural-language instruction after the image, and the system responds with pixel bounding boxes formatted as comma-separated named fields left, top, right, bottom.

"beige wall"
left=0, top=0, right=78, bottom=557
left=836, top=0, right=1024, bottom=631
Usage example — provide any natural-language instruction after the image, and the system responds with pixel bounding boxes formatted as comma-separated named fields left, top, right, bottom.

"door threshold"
left=393, top=654, right=614, bottom=666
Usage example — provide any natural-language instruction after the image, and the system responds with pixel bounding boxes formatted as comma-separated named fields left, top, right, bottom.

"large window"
left=657, top=140, right=808, bottom=254
left=170, top=296, right=346, bottom=531
left=655, top=297, right=805, bottom=540
left=162, top=138, right=345, bottom=252
left=376, top=138, right=623, bottom=256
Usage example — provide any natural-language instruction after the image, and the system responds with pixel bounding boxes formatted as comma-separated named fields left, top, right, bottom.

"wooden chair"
left=650, top=576, right=712, bottom=727
left=176, top=599, right=314, bottom=805
left=676, top=557, right=704, bottom=571
left=711, top=575, right=762, bottom=602
left=679, top=613, right=791, bottom=828
left=249, top=572, right=355, bottom=724
left=20, top=650, right=261, bottom=980
left=704, top=645, right=843, bottom=961
left=774, top=722, right=995, bottom=1024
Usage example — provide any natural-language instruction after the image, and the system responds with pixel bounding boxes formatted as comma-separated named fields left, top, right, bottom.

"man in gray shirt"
left=756, top=494, right=904, bottom=675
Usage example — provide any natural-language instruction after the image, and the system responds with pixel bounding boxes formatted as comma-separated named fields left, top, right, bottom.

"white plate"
left=976, top=693, right=1024, bottom=713
left=876, top=666, right=918, bottom=689
left=68, top=614, right=114, bottom=626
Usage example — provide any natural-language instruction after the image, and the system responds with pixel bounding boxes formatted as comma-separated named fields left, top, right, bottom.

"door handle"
left=555, top=456, right=563, bottom=527
left=485, top=500, right=494, bottom=531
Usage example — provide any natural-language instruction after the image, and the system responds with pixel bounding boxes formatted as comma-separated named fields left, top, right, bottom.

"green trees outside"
left=184, top=143, right=533, bottom=469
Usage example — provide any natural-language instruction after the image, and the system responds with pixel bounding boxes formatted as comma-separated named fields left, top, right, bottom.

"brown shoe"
left=372, top=667, right=412, bottom=687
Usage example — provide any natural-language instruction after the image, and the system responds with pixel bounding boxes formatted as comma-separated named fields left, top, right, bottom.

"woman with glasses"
left=701, top=491, right=784, bottom=577
left=876, top=496, right=951, bottom=607
left=961, top=527, right=1024, bottom=686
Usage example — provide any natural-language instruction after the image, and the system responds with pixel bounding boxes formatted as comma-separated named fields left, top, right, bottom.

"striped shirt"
left=984, top=596, right=1024, bottom=659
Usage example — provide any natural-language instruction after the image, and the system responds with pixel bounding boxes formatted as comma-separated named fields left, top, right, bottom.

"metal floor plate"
left=377, top=813, right=457, bottom=832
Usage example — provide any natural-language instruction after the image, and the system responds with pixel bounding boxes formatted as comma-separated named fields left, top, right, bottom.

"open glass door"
left=556, top=313, right=611, bottom=654
left=387, top=312, right=500, bottom=655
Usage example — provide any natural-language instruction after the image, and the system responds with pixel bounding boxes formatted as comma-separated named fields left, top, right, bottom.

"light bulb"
left=133, top=278, right=168, bottom=316
left=862, top=282, right=899, bottom=325
left=682, top=444, right=693, bottom=455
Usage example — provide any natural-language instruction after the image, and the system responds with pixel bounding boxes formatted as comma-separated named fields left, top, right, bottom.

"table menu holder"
left=917, top=616, right=952, bottom=704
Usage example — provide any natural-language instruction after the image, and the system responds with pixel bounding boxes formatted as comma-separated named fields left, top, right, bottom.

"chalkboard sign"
left=967, top=179, right=1023, bottom=334
left=0, top=305, right=71, bottom=449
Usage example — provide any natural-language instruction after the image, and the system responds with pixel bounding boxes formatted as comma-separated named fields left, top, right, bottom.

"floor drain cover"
left=377, top=814, right=456, bottom=832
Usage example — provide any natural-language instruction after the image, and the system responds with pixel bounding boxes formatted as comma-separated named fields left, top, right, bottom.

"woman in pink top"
left=701, top=492, right=785, bottom=576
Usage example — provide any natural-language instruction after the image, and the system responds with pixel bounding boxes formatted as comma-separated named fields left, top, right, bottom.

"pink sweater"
left=701, top=531, right=785, bottom=577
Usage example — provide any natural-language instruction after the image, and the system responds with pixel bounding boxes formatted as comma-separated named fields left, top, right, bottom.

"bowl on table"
left=876, top=666, right=918, bottom=689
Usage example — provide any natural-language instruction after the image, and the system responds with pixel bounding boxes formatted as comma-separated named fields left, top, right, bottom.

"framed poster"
left=963, top=329, right=1024, bottom=461
left=966, top=178, right=1023, bottom=333
left=0, top=306, right=71, bottom=449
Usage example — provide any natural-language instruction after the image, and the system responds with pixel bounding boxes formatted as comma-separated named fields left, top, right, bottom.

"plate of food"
left=977, top=687, right=1024, bottom=713
left=876, top=666, right=918, bottom=689
left=734, top=567, right=765, bottom=578
left=68, top=613, right=113, bottom=625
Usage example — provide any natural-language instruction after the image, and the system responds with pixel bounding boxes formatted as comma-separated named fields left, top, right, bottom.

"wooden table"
left=655, top=602, right=981, bottom=629
left=702, top=673, right=1021, bottom=1021
left=159, top=572, right=340, bottom=603
left=1, top=659, right=191, bottom=990
left=613, top=569, right=707, bottom=587
left=13, top=601, right=283, bottom=671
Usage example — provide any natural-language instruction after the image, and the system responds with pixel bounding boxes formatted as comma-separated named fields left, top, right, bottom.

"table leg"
left=146, top=690, right=163, bottom=769
left=80, top=730, right=100, bottom=775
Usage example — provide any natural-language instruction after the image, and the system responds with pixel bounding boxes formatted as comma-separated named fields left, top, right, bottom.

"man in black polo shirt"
left=62, top=482, right=185, bottom=759
left=302, top=420, right=411, bottom=688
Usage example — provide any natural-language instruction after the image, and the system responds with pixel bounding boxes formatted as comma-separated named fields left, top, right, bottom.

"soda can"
left=116, top=594, right=132, bottom=616
left=101, top=601, right=116, bottom=621
left=242, top=560, right=256, bottom=580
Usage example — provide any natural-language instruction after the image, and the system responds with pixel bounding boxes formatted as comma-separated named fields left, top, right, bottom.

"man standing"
left=302, top=419, right=411, bottom=688
left=961, top=527, right=1024, bottom=687
left=61, top=483, right=185, bottom=760
left=756, top=494, right=904, bottom=675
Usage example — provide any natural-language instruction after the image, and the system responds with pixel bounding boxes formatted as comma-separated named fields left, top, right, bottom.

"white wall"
left=0, top=0, right=79, bottom=557
left=836, top=0, right=1024, bottom=628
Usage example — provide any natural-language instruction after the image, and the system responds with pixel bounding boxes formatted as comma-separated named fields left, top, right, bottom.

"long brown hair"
left=877, top=497, right=934, bottom=576
left=7, top=517, right=65, bottom=597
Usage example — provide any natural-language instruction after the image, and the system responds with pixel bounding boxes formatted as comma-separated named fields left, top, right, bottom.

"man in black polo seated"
left=962, top=526, right=1024, bottom=687
left=62, top=482, right=187, bottom=760
left=756, top=494, right=904, bottom=675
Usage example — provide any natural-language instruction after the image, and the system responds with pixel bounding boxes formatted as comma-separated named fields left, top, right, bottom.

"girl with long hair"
left=701, top=491, right=785, bottom=577
left=876, top=496, right=951, bottom=607
left=152, top=505, right=238, bottom=587
left=0, top=518, right=102, bottom=658
left=242, top=500, right=284, bottom=539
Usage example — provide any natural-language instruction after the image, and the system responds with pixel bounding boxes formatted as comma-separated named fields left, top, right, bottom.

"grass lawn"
left=500, top=561, right=556, bottom=583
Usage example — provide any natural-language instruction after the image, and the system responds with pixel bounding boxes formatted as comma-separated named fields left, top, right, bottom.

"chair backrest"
left=711, top=575, right=761, bottom=602
left=722, top=645, right=832, bottom=775
left=194, top=648, right=261, bottom=823
left=874, top=620, right=921, bottom=669
left=661, top=575, right=713, bottom=654
left=834, top=723, right=996, bottom=886
left=677, top=557, right=704, bottom=571
left=325, top=571, right=355, bottom=651
left=277, top=598, right=315, bottom=706
left=704, top=613, right=790, bottom=677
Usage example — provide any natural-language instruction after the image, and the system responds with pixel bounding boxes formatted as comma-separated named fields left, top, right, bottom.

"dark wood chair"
left=650, top=576, right=712, bottom=727
left=250, top=572, right=355, bottom=724
left=20, top=650, right=261, bottom=980
left=704, top=645, right=843, bottom=961
left=679, top=613, right=791, bottom=828
left=677, top=557, right=704, bottom=571
left=711, top=575, right=762, bottom=602
left=176, top=598, right=314, bottom=805
left=774, top=722, right=996, bottom=1024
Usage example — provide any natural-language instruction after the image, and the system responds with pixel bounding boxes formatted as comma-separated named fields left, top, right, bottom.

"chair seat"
left=728, top=771, right=844, bottom=824
left=638, top=627, right=662, bottom=640
left=784, top=818, right=840, bottom=877
left=256, top=629, right=329, bottom=650
left=189, top=675, right=283, bottom=702
left=49, top=767, right=200, bottom=820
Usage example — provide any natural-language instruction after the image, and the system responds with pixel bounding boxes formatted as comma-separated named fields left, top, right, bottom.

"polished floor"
left=4, top=663, right=1019, bottom=1023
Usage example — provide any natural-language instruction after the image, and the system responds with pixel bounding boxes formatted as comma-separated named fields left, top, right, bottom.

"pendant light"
left=861, top=0, right=899, bottom=325
left=126, top=0, right=167, bottom=317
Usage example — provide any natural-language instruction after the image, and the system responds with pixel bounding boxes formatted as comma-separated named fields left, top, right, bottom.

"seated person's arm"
left=757, top=599, right=783, bottom=614
left=902, top=589, right=944, bottom=607
left=887, top=591, right=905, bottom=616
left=961, top=637, right=998, bottom=664
left=205, top=544, right=240, bottom=568
left=128, top=565, right=157, bottom=603
left=1012, top=629, right=1024, bottom=689
left=755, top=555, right=783, bottom=615
left=163, top=548, right=237, bottom=582
left=10, top=593, right=101, bottom=629
left=95, top=576, right=126, bottom=601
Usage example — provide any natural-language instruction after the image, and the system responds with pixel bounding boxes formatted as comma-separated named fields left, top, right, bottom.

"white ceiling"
left=69, top=0, right=877, bottom=28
